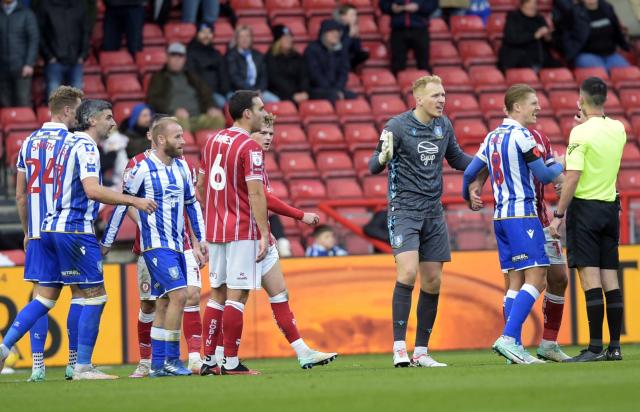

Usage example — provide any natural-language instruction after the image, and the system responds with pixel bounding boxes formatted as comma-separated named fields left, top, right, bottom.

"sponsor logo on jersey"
left=418, top=140, right=439, bottom=166
left=511, top=253, right=529, bottom=262
left=61, top=270, right=81, bottom=277
left=567, top=143, right=580, bottom=155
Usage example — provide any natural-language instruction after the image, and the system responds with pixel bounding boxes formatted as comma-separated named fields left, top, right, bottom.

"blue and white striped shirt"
left=16, top=122, right=72, bottom=238
left=101, top=151, right=205, bottom=252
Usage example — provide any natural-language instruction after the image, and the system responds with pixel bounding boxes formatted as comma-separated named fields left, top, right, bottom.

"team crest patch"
left=168, top=266, right=180, bottom=280
left=141, top=281, right=151, bottom=293
left=251, top=151, right=263, bottom=167
left=412, top=128, right=417, bottom=136
left=433, top=126, right=443, bottom=139
left=97, top=260, right=103, bottom=273
left=392, top=235, right=404, bottom=249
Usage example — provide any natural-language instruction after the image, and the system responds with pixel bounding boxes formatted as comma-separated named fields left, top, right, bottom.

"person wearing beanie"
left=266, top=24, right=310, bottom=103
left=122, top=103, right=153, bottom=158
left=304, top=19, right=356, bottom=103
left=187, top=22, right=229, bottom=108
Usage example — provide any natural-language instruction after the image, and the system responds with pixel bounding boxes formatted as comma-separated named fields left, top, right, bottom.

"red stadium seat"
left=445, top=94, right=482, bottom=121
left=344, top=123, right=379, bottom=152
left=265, top=0, right=304, bottom=19
left=535, top=92, right=554, bottom=117
left=455, top=227, right=490, bottom=250
left=361, top=68, right=400, bottom=95
left=621, top=143, right=640, bottom=168
left=4, top=132, right=26, bottom=166
left=83, top=74, right=109, bottom=100
left=299, top=100, right=338, bottom=126
left=619, top=89, right=640, bottom=117
left=344, top=235, right=372, bottom=255
left=487, top=13, right=506, bottom=42
left=113, top=101, right=143, bottom=124
left=164, top=22, right=196, bottom=44
left=574, top=67, right=610, bottom=87
left=454, top=119, right=488, bottom=146
left=443, top=173, right=463, bottom=196
left=36, top=107, right=51, bottom=125
left=195, top=129, right=218, bottom=147
left=604, top=91, right=624, bottom=116
left=429, top=18, right=452, bottom=41
left=371, top=94, right=407, bottom=125
left=458, top=41, right=497, bottom=68
left=230, top=0, right=267, bottom=18
left=268, top=179, right=290, bottom=201
left=353, top=149, right=374, bottom=177
left=615, top=116, right=635, bottom=141
left=307, top=124, right=347, bottom=153
left=136, top=48, right=167, bottom=75
left=559, top=117, right=579, bottom=139
left=430, top=41, right=462, bottom=67
left=539, top=68, right=577, bottom=92
left=273, top=124, right=310, bottom=151
left=450, top=15, right=487, bottom=41
left=346, top=0, right=375, bottom=15
left=237, top=17, right=272, bottom=43
left=347, top=72, right=364, bottom=94
left=280, top=151, right=319, bottom=179
left=397, top=69, right=429, bottom=94
left=489, top=0, right=517, bottom=12
left=326, top=178, right=363, bottom=199
left=505, top=68, right=542, bottom=90
left=288, top=179, right=327, bottom=204
left=99, top=50, right=137, bottom=75
left=265, top=101, right=300, bottom=123
left=611, top=66, right=640, bottom=91
left=213, top=20, right=235, bottom=45
left=336, top=99, right=374, bottom=124
left=548, top=91, right=580, bottom=118
left=362, top=41, right=390, bottom=68
left=0, top=107, right=38, bottom=133
left=478, top=93, right=506, bottom=121
left=83, top=52, right=101, bottom=75
left=618, top=169, right=640, bottom=190
left=106, top=74, right=144, bottom=102
left=358, top=14, right=381, bottom=41
left=302, top=0, right=334, bottom=18
left=469, top=66, right=507, bottom=94
left=264, top=151, right=282, bottom=179
left=433, top=66, right=473, bottom=93
left=362, top=175, right=388, bottom=198
left=316, top=151, right=356, bottom=179
left=142, top=23, right=166, bottom=47
left=532, top=118, right=563, bottom=143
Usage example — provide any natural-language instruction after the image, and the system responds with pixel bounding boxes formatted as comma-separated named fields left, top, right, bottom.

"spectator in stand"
left=551, top=0, right=575, bottom=53
left=305, top=225, right=348, bottom=257
left=122, top=103, right=153, bottom=158
left=498, top=0, right=561, bottom=71
left=147, top=42, right=225, bottom=132
left=102, top=0, right=145, bottom=56
left=380, top=0, right=437, bottom=74
left=561, top=0, right=630, bottom=70
left=182, top=0, right=219, bottom=26
left=304, top=19, right=356, bottom=103
left=226, top=25, right=279, bottom=103
left=334, top=4, right=370, bottom=70
left=0, top=0, right=38, bottom=107
left=187, top=23, right=229, bottom=109
left=266, top=25, right=310, bottom=104
left=35, top=0, right=90, bottom=97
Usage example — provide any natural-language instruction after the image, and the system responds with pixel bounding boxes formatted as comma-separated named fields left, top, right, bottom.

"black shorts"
left=566, top=197, right=620, bottom=270
left=387, top=213, right=451, bottom=262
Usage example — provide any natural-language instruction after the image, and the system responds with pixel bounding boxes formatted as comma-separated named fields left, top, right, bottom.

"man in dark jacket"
left=380, top=0, right=437, bottom=74
left=334, top=4, right=369, bottom=70
left=226, top=25, right=279, bottom=103
left=266, top=24, right=310, bottom=103
left=35, top=0, right=90, bottom=97
left=0, top=0, right=38, bottom=107
left=102, top=0, right=145, bottom=56
left=304, top=19, right=356, bottom=103
left=147, top=43, right=225, bottom=131
left=187, top=23, right=229, bottom=109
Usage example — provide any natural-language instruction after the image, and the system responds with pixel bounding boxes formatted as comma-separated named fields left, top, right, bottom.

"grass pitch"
left=2, top=345, right=639, bottom=412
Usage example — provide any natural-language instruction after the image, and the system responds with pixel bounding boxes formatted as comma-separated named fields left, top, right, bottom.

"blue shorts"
left=494, top=218, right=550, bottom=272
left=24, top=239, right=48, bottom=283
left=142, top=249, right=187, bottom=298
left=40, top=232, right=104, bottom=287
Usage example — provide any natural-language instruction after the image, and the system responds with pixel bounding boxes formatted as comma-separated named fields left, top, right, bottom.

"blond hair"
left=412, top=75, right=442, bottom=95
left=504, top=84, right=536, bottom=113
left=48, top=86, right=84, bottom=115
left=233, top=25, right=253, bottom=48
left=263, top=113, right=276, bottom=128
left=151, top=116, right=180, bottom=142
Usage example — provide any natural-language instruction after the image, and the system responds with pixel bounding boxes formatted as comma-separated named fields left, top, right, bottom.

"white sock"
left=502, top=336, right=516, bottom=345
left=393, top=341, right=407, bottom=352
left=540, top=339, right=556, bottom=347
left=32, top=352, right=44, bottom=370
left=291, top=338, right=312, bottom=357
left=413, top=346, right=428, bottom=357
left=189, top=352, right=201, bottom=362
left=68, top=350, right=77, bottom=367
left=224, top=356, right=239, bottom=369
left=0, top=344, right=9, bottom=358
left=140, top=358, right=151, bottom=366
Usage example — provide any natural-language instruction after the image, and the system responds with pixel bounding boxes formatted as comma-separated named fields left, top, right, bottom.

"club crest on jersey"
left=168, top=266, right=180, bottom=280
left=251, top=151, right=263, bottom=167
left=433, top=126, right=443, bottom=139
left=392, top=235, right=403, bottom=249
left=165, top=184, right=182, bottom=206
left=417, top=140, right=439, bottom=166
left=412, top=128, right=417, bottom=136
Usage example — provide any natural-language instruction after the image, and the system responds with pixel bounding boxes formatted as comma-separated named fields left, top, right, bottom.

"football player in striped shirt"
left=200, top=113, right=337, bottom=374
left=11, top=86, right=83, bottom=382
left=0, top=100, right=157, bottom=379
left=462, top=85, right=564, bottom=364
left=106, top=116, right=206, bottom=377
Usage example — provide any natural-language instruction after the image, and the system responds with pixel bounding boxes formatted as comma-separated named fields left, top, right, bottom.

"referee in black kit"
left=549, top=77, right=626, bottom=362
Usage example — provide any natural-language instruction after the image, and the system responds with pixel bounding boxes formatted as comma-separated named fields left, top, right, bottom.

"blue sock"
left=3, top=299, right=52, bottom=349
left=67, top=300, right=83, bottom=352
left=29, top=314, right=48, bottom=354
left=77, top=299, right=105, bottom=366
left=151, top=326, right=166, bottom=370
left=165, top=330, right=181, bottom=362
left=503, top=284, right=540, bottom=342
left=503, top=290, right=518, bottom=343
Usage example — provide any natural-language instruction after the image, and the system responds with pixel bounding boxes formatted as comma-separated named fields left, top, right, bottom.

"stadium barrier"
left=1, top=247, right=639, bottom=367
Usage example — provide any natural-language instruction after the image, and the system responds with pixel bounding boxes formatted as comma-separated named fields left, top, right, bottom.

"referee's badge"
left=434, top=126, right=444, bottom=139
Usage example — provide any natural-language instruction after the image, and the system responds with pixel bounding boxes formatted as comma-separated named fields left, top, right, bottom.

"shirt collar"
left=42, top=122, right=68, bottom=130
left=502, top=118, right=525, bottom=128
left=149, top=150, right=174, bottom=167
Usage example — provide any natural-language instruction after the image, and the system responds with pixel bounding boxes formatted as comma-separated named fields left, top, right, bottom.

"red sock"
left=217, top=329, right=224, bottom=347
left=202, top=301, right=224, bottom=356
left=271, top=301, right=301, bottom=343
left=183, top=306, right=202, bottom=354
left=542, top=293, right=565, bottom=341
left=137, top=311, right=154, bottom=360
left=222, top=301, right=244, bottom=358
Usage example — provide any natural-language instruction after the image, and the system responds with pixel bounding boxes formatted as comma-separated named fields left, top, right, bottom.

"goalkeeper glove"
left=378, top=130, right=393, bottom=165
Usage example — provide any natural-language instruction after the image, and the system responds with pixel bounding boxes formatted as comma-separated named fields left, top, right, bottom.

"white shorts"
left=209, top=241, right=279, bottom=290
left=184, top=249, right=202, bottom=289
left=543, top=227, right=567, bottom=265
left=137, top=255, right=155, bottom=301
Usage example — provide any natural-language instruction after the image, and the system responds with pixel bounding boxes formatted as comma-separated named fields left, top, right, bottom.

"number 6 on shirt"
left=209, top=153, right=226, bottom=191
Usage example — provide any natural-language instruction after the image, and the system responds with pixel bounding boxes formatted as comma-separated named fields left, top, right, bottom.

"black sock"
left=585, top=288, right=604, bottom=353
left=392, top=281, right=414, bottom=342
left=415, top=291, right=439, bottom=348
left=605, top=289, right=623, bottom=349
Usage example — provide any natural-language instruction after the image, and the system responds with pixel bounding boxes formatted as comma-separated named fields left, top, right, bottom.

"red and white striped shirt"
left=529, top=129, right=553, bottom=228
left=200, top=127, right=265, bottom=243
left=124, top=150, right=194, bottom=255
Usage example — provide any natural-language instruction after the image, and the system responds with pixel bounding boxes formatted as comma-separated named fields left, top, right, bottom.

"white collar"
left=502, top=118, right=525, bottom=128
left=42, top=121, right=68, bottom=130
